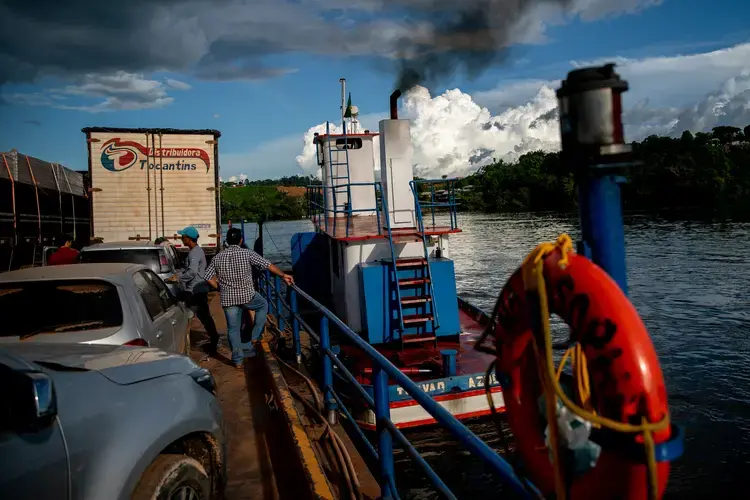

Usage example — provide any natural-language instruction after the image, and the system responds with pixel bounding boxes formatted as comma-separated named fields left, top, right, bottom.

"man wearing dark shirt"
left=176, top=226, right=219, bottom=356
left=48, top=234, right=79, bottom=266
left=204, top=228, right=293, bottom=368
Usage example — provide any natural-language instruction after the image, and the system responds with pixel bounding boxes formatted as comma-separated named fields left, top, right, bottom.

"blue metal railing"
left=409, top=178, right=459, bottom=232
left=378, top=187, right=405, bottom=335
left=306, top=182, right=384, bottom=237
left=260, top=270, right=539, bottom=499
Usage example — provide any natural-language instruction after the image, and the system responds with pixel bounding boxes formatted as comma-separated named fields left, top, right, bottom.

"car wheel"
left=132, top=454, right=210, bottom=500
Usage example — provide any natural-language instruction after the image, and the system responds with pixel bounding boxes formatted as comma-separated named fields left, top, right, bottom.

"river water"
left=227, top=213, right=750, bottom=498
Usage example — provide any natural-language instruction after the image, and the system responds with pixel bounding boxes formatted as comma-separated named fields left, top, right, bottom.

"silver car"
left=79, top=241, right=184, bottom=296
left=0, top=342, right=226, bottom=499
left=0, top=263, right=192, bottom=353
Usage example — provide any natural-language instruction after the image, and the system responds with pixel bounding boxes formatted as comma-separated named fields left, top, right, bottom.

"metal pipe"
left=290, top=288, right=302, bottom=364
left=557, top=63, right=631, bottom=294
left=145, top=134, right=152, bottom=240
left=159, top=133, right=165, bottom=240
left=363, top=367, right=433, bottom=375
left=320, top=316, right=337, bottom=424
left=340, top=78, right=346, bottom=126
left=275, top=274, right=285, bottom=331
left=390, top=90, right=402, bottom=119
left=290, top=283, right=537, bottom=498
left=373, top=365, right=395, bottom=498
left=385, top=419, right=457, bottom=500
left=441, top=350, right=457, bottom=377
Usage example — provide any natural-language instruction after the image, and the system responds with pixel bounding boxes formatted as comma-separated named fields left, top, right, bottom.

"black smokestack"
left=393, top=0, right=572, bottom=92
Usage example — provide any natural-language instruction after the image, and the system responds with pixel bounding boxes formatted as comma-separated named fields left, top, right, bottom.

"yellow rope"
left=522, top=234, right=668, bottom=500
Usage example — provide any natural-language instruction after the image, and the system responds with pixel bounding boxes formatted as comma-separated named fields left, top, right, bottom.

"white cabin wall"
left=335, top=237, right=444, bottom=333
left=319, top=136, right=378, bottom=217
left=348, top=138, right=377, bottom=216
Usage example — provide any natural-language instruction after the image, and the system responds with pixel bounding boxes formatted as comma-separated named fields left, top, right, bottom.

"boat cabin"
left=292, top=92, right=461, bottom=348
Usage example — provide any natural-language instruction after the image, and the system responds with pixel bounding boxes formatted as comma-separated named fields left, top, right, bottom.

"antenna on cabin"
left=340, top=78, right=346, bottom=127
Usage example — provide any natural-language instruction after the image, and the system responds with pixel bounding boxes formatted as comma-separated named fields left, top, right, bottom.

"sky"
left=1, top=0, right=749, bottom=180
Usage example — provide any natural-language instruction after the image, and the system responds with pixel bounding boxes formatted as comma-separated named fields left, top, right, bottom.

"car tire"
left=132, top=454, right=210, bottom=500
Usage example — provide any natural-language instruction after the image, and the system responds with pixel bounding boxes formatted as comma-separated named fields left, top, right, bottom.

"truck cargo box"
left=83, top=127, right=221, bottom=253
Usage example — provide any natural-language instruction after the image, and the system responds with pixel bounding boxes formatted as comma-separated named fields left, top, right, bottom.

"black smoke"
left=393, top=0, right=572, bottom=92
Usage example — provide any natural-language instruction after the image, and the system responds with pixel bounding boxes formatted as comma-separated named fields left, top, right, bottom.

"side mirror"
left=1, top=366, right=57, bottom=432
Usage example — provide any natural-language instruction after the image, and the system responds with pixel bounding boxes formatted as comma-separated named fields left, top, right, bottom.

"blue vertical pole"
left=290, top=288, right=301, bottom=364
left=441, top=349, right=457, bottom=377
left=373, top=365, right=395, bottom=499
left=577, top=174, right=628, bottom=294
left=274, top=275, right=284, bottom=331
left=557, top=64, right=631, bottom=295
left=263, top=269, right=273, bottom=304
left=320, top=316, right=337, bottom=424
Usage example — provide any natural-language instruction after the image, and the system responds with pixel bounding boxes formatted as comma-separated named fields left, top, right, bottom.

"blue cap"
left=178, top=226, right=200, bottom=240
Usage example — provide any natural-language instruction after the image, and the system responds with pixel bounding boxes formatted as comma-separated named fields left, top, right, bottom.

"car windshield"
left=81, top=248, right=170, bottom=273
left=0, top=280, right=123, bottom=338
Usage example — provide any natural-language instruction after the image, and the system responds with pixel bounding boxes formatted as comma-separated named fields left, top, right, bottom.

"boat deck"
left=338, top=303, right=495, bottom=384
left=188, top=294, right=379, bottom=499
left=311, top=214, right=460, bottom=241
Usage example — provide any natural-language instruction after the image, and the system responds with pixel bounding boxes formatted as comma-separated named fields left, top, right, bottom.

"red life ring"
left=494, top=244, right=672, bottom=499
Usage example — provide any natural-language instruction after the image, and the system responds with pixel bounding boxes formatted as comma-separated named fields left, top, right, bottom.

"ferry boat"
left=291, top=82, right=504, bottom=430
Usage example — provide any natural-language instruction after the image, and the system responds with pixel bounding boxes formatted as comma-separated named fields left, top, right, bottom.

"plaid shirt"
left=203, top=245, right=272, bottom=307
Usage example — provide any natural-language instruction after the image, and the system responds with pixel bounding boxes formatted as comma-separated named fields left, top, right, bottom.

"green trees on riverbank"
left=221, top=185, right=306, bottom=223
left=460, top=125, right=750, bottom=219
left=222, top=125, right=750, bottom=223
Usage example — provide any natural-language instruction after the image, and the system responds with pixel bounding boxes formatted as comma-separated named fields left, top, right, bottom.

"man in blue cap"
left=177, top=226, right=219, bottom=355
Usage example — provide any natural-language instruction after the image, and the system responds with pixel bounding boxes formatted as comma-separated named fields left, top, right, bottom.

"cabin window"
left=335, top=138, right=362, bottom=150
left=316, top=143, right=324, bottom=166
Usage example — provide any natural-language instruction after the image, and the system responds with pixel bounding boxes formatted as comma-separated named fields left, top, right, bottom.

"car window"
left=133, top=272, right=167, bottom=320
left=142, top=270, right=177, bottom=310
left=0, top=280, right=123, bottom=337
left=163, top=246, right=180, bottom=270
left=81, top=248, right=171, bottom=273
left=166, top=245, right=179, bottom=266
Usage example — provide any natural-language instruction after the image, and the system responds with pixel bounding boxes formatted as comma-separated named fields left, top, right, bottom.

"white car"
left=0, top=263, right=192, bottom=353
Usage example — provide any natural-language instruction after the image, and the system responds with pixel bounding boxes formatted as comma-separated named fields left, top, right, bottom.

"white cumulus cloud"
left=292, top=42, right=750, bottom=179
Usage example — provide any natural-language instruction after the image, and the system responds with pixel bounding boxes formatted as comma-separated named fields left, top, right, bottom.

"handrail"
left=378, top=185, right=405, bottom=334
left=408, top=180, right=444, bottom=331
left=306, top=182, right=384, bottom=236
left=409, top=178, right=459, bottom=231
left=260, top=272, right=539, bottom=499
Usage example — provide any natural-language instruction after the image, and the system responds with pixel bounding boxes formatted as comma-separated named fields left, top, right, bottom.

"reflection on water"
left=228, top=213, right=750, bottom=498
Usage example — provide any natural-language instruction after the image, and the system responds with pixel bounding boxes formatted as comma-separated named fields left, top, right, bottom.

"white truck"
left=82, top=127, right=222, bottom=257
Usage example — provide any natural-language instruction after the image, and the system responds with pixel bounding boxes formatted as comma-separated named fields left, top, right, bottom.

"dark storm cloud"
left=390, top=0, right=574, bottom=91
left=0, top=0, right=658, bottom=88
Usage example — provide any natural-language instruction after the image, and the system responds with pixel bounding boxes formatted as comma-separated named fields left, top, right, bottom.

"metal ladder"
left=326, top=121, right=353, bottom=236
left=381, top=189, right=440, bottom=349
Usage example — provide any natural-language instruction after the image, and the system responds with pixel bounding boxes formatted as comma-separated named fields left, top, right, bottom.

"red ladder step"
left=398, top=277, right=430, bottom=287
left=395, top=258, right=427, bottom=268
left=402, top=333, right=437, bottom=344
left=401, top=295, right=432, bottom=305
left=403, top=313, right=433, bottom=325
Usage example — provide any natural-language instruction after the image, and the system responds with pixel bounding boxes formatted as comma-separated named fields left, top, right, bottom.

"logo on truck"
left=100, top=138, right=212, bottom=173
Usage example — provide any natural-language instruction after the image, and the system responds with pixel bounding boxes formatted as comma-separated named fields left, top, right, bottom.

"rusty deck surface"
left=188, top=293, right=378, bottom=500
left=310, top=214, right=460, bottom=241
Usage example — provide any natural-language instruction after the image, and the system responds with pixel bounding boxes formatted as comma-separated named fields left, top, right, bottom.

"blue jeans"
left=223, top=294, right=268, bottom=364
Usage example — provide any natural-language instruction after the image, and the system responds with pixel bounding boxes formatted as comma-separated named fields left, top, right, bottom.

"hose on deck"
left=289, top=386, right=363, bottom=500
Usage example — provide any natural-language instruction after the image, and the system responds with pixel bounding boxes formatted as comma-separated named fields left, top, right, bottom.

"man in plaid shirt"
left=204, top=227, right=294, bottom=367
